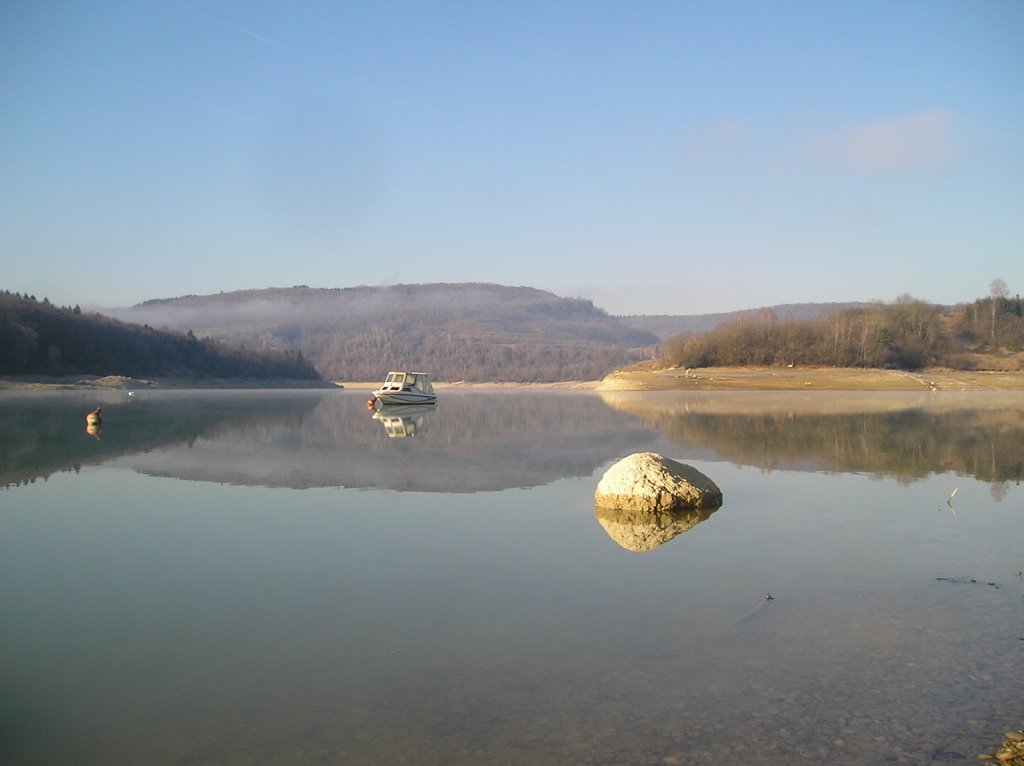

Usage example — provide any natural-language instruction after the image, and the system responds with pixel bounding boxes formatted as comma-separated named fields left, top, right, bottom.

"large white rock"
left=594, top=452, right=722, bottom=512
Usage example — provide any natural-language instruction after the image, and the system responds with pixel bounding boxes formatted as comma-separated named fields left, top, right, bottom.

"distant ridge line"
left=617, top=302, right=873, bottom=340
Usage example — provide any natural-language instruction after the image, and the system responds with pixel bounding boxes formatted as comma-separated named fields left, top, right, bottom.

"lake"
left=1, top=388, right=1021, bottom=765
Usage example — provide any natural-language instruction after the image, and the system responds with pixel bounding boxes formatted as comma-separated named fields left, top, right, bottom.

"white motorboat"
left=369, top=371, right=437, bottom=407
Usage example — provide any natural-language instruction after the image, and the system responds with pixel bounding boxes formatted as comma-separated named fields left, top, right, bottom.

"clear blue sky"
left=2, top=1, right=1021, bottom=315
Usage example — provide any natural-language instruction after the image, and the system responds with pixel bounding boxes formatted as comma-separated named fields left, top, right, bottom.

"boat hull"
left=372, top=391, right=437, bottom=405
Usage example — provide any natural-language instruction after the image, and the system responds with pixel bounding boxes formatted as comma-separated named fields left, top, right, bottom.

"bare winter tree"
left=990, top=278, right=1009, bottom=343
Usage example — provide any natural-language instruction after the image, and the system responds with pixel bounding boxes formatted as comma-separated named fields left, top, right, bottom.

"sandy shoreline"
left=0, top=375, right=339, bottom=391
left=3, top=366, right=1024, bottom=392
left=0, top=375, right=601, bottom=392
left=596, top=365, right=1024, bottom=392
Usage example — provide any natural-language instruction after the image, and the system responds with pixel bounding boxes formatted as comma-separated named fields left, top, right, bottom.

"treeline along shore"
left=2, top=285, right=1023, bottom=388
left=599, top=290, right=1024, bottom=391
left=0, top=291, right=320, bottom=382
left=657, top=292, right=1024, bottom=372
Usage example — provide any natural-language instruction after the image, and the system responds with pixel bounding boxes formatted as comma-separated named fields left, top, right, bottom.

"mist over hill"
left=98, top=285, right=899, bottom=382
left=106, top=284, right=661, bottom=383
left=14, top=282, right=1008, bottom=384
left=618, top=302, right=870, bottom=340
left=0, top=291, right=320, bottom=381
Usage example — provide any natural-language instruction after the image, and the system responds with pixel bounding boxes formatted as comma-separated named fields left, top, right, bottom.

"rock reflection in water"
left=595, top=504, right=718, bottom=552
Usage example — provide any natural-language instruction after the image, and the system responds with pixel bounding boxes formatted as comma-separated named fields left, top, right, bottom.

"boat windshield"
left=379, top=372, right=433, bottom=394
left=410, top=374, right=433, bottom=394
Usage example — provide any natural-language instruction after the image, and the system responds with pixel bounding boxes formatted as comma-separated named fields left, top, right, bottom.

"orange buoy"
left=86, top=407, right=102, bottom=425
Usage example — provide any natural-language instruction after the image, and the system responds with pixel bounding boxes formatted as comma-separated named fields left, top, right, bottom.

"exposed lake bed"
left=597, top=364, right=1024, bottom=392
left=1, top=389, right=1021, bottom=764
left=5, top=363, right=1024, bottom=393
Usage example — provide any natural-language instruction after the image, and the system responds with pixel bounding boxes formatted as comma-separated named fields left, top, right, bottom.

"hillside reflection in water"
left=599, top=390, right=1024, bottom=487
left=0, top=390, right=654, bottom=491
left=1, top=389, right=1022, bottom=766
left=3, top=389, right=1021, bottom=490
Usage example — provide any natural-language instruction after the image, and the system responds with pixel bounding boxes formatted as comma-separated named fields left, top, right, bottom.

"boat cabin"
left=371, top=371, right=437, bottom=406
left=377, top=372, right=434, bottom=396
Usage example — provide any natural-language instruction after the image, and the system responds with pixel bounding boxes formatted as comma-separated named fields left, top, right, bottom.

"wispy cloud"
left=814, top=110, right=957, bottom=175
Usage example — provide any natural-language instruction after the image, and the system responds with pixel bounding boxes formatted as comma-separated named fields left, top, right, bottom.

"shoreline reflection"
left=1, top=391, right=655, bottom=492
left=4, top=390, right=1023, bottom=492
left=600, top=391, right=1024, bottom=486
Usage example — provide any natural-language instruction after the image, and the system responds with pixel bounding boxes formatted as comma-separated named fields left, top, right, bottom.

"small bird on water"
left=86, top=407, right=102, bottom=425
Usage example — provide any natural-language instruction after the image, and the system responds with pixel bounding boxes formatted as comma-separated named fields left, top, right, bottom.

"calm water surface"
left=1, top=389, right=1022, bottom=765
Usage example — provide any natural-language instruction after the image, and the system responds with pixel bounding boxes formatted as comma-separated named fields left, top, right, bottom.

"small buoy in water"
left=86, top=407, right=102, bottom=425
left=367, top=396, right=378, bottom=410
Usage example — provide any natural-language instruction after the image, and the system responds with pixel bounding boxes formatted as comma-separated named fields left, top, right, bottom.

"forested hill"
left=0, top=291, right=321, bottom=380
left=108, top=284, right=660, bottom=382
left=17, top=283, right=1016, bottom=384
left=619, top=302, right=870, bottom=340
left=658, top=293, right=1024, bottom=371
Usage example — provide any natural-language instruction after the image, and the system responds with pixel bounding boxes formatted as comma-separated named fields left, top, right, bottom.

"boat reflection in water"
left=372, top=403, right=435, bottom=438
left=595, top=504, right=719, bottom=552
